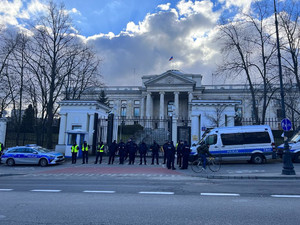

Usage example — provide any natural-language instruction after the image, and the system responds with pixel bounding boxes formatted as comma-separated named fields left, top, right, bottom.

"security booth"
left=55, top=100, right=110, bottom=157
left=65, top=129, right=87, bottom=158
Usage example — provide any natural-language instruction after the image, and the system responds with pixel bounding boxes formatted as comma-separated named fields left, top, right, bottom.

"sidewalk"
left=1, top=156, right=300, bottom=180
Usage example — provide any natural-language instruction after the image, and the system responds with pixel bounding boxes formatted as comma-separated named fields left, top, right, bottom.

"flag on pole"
left=169, top=56, right=173, bottom=61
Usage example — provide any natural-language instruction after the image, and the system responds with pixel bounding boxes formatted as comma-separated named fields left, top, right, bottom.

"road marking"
left=0, top=189, right=13, bottom=191
left=138, top=191, right=174, bottom=195
left=83, top=190, right=116, bottom=194
left=30, top=189, right=61, bottom=192
left=201, top=193, right=240, bottom=197
left=271, top=195, right=300, bottom=198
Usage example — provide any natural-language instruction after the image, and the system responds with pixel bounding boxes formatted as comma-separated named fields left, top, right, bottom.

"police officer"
left=127, top=138, right=138, bottom=165
left=162, top=140, right=168, bottom=164
left=0, top=142, right=4, bottom=164
left=82, top=141, right=89, bottom=164
left=71, top=142, right=79, bottom=164
left=139, top=141, right=148, bottom=165
left=176, top=140, right=183, bottom=168
left=166, top=140, right=176, bottom=170
left=150, top=140, right=160, bottom=165
left=118, top=139, right=126, bottom=164
left=108, top=140, right=117, bottom=164
left=181, top=141, right=191, bottom=169
left=95, top=141, right=104, bottom=164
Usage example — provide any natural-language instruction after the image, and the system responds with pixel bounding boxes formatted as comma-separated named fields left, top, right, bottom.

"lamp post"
left=274, top=0, right=296, bottom=175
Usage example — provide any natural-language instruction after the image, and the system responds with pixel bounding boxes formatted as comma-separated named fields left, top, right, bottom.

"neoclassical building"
left=77, top=70, right=281, bottom=145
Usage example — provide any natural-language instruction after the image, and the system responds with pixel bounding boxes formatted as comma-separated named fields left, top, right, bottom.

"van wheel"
left=294, top=153, right=300, bottom=163
left=251, top=154, right=264, bottom=164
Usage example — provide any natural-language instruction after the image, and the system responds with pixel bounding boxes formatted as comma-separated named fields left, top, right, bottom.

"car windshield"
left=35, top=147, right=52, bottom=153
left=290, top=131, right=300, bottom=143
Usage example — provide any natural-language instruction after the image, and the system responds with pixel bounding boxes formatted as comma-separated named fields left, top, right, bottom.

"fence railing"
left=241, top=118, right=300, bottom=131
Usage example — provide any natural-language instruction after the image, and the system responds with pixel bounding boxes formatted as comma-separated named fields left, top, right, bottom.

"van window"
left=206, top=135, right=217, bottom=145
left=221, top=133, right=244, bottom=145
left=221, top=132, right=271, bottom=146
left=243, top=132, right=271, bottom=144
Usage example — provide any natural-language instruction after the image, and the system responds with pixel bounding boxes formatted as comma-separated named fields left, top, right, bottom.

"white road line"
left=138, top=191, right=174, bottom=195
left=83, top=190, right=116, bottom=194
left=201, top=193, right=240, bottom=197
left=271, top=195, right=300, bottom=198
left=0, top=189, right=13, bottom=191
left=30, top=189, right=61, bottom=192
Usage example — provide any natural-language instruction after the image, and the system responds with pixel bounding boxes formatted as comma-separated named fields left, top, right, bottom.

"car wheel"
left=251, top=153, right=264, bottom=164
left=39, top=158, right=48, bottom=167
left=7, top=158, right=15, bottom=166
left=294, top=152, right=300, bottom=163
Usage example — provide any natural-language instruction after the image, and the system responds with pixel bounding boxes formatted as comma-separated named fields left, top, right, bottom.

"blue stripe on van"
left=209, top=147, right=273, bottom=155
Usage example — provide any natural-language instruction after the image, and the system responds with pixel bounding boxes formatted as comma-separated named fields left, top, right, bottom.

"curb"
left=195, top=174, right=300, bottom=180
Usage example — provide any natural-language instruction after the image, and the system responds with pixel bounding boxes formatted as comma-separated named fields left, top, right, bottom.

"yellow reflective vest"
left=71, top=145, right=79, bottom=153
left=82, top=145, right=88, bottom=151
left=97, top=145, right=104, bottom=152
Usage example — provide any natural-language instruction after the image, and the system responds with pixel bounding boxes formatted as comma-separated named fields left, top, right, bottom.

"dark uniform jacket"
left=197, top=144, right=212, bottom=156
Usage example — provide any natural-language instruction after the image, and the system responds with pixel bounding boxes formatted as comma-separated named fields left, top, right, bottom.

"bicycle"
left=191, top=156, right=221, bottom=173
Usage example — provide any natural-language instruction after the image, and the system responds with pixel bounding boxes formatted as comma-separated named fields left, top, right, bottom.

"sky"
left=0, top=0, right=263, bottom=86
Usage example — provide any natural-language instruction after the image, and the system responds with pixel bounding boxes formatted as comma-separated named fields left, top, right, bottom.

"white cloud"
left=219, top=0, right=255, bottom=13
left=85, top=0, right=222, bottom=86
left=157, top=3, right=171, bottom=11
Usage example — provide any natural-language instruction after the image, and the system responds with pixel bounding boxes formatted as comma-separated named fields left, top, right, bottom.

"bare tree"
left=24, top=1, right=102, bottom=148
left=217, top=20, right=259, bottom=124
left=205, top=105, right=228, bottom=127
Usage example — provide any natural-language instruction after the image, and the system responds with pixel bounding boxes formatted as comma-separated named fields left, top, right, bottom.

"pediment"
left=144, top=71, right=195, bottom=87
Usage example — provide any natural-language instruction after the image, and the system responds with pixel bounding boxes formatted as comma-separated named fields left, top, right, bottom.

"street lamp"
left=274, top=0, right=296, bottom=175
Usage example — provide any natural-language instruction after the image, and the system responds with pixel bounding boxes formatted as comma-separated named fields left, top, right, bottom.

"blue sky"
left=0, top=0, right=270, bottom=85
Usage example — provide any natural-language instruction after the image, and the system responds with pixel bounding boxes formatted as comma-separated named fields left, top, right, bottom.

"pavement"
left=1, top=156, right=300, bottom=180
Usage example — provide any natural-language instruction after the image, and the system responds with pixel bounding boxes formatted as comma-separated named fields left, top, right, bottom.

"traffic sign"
left=281, top=118, right=292, bottom=131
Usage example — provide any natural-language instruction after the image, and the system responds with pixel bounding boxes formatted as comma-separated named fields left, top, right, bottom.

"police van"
left=191, top=125, right=276, bottom=164
left=277, top=131, right=300, bottom=163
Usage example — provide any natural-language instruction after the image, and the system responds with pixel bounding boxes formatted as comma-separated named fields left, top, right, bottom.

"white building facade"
left=77, top=70, right=284, bottom=146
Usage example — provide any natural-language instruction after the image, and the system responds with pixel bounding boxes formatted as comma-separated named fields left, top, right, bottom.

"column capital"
left=174, top=91, right=180, bottom=95
left=159, top=91, right=165, bottom=95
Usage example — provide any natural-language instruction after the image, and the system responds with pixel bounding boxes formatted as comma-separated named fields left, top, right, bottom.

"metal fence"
left=242, top=118, right=300, bottom=131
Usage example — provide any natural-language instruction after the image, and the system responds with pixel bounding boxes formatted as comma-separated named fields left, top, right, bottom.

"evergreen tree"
left=21, top=104, right=35, bottom=133
left=98, top=90, right=109, bottom=106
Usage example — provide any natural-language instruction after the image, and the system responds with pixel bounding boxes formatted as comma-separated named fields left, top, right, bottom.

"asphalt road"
left=1, top=159, right=300, bottom=225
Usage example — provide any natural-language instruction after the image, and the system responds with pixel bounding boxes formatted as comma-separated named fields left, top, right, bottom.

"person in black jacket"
left=176, top=140, right=183, bottom=168
left=162, top=140, right=168, bottom=164
left=139, top=141, right=148, bottom=165
left=108, top=140, right=117, bottom=164
left=150, top=140, right=160, bottom=165
left=181, top=141, right=191, bottom=169
left=118, top=140, right=126, bottom=164
left=197, top=142, right=212, bottom=169
left=126, top=138, right=138, bottom=165
left=165, top=140, right=176, bottom=170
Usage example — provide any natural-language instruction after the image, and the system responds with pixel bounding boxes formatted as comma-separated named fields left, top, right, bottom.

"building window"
left=134, top=107, right=140, bottom=117
left=134, top=100, right=140, bottom=105
left=167, top=101, right=174, bottom=116
left=121, top=107, right=127, bottom=117
left=72, top=125, right=82, bottom=130
left=68, top=133, right=77, bottom=145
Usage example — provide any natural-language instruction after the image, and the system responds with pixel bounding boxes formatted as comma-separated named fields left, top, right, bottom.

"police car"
left=2, top=145, right=65, bottom=167
left=277, top=131, right=300, bottom=163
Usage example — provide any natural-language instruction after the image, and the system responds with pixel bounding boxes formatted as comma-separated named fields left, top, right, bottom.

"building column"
left=188, top=92, right=193, bottom=123
left=58, top=113, right=67, bottom=145
left=174, top=92, right=179, bottom=117
left=146, top=92, right=152, bottom=119
left=191, top=115, right=200, bottom=145
left=140, top=95, right=145, bottom=119
left=159, top=91, right=165, bottom=128
left=88, top=113, right=95, bottom=146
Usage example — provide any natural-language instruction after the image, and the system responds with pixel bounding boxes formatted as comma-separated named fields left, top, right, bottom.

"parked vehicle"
left=190, top=125, right=276, bottom=164
left=2, top=145, right=65, bottom=167
left=277, top=131, right=300, bottom=163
